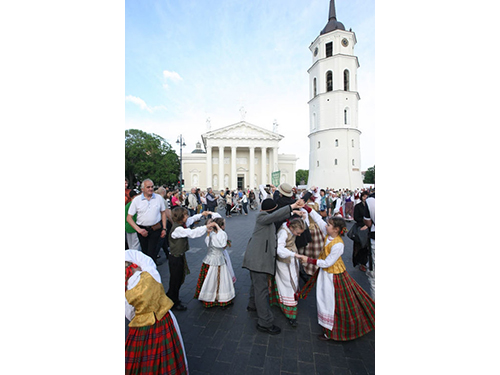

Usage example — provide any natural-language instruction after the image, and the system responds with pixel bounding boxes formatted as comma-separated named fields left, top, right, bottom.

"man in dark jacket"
left=242, top=197, right=304, bottom=335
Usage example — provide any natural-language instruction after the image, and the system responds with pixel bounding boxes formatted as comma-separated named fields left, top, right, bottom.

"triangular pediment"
left=202, top=121, right=283, bottom=141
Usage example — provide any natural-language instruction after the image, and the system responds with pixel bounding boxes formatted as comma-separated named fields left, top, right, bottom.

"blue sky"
left=125, top=0, right=375, bottom=170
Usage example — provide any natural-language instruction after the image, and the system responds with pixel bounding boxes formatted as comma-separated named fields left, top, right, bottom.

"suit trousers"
left=248, top=271, right=274, bottom=328
left=167, top=255, right=185, bottom=305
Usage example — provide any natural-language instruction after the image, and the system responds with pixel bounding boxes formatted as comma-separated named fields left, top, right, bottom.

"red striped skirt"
left=300, top=269, right=375, bottom=341
left=125, top=312, right=187, bottom=375
left=269, top=276, right=297, bottom=319
left=194, top=263, right=233, bottom=308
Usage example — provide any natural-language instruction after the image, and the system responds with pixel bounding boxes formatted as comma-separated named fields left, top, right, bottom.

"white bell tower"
left=307, top=0, right=364, bottom=190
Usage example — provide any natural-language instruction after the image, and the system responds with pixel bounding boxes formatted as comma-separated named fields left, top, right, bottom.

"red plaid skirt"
left=300, top=269, right=375, bottom=341
left=269, top=276, right=297, bottom=319
left=125, top=312, right=187, bottom=375
left=300, top=224, right=323, bottom=276
left=194, top=263, right=233, bottom=308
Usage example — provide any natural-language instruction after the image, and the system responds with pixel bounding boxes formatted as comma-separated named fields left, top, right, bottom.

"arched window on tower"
left=334, top=159, right=338, bottom=165
left=326, top=71, right=333, bottom=92
left=344, top=69, right=350, bottom=91
left=313, top=78, right=317, bottom=97
left=335, top=139, right=339, bottom=147
left=344, top=107, right=350, bottom=125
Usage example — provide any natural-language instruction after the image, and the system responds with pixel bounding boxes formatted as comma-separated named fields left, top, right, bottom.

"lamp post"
left=176, top=135, right=186, bottom=189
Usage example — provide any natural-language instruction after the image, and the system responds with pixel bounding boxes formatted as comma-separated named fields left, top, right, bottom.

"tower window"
left=352, top=139, right=354, bottom=147
left=318, top=141, right=321, bottom=148
left=313, top=78, right=317, bottom=97
left=344, top=108, right=350, bottom=125
left=344, top=69, right=350, bottom=91
left=326, top=42, right=332, bottom=57
left=326, top=71, right=333, bottom=92
left=317, top=161, right=320, bottom=167
left=335, top=139, right=338, bottom=147
left=335, top=159, right=338, bottom=165
left=352, top=159, right=355, bottom=166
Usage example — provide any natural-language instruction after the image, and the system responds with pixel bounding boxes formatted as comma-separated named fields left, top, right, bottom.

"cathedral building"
left=181, top=120, right=297, bottom=191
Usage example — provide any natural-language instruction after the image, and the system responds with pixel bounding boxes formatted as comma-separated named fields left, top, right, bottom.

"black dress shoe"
left=256, top=324, right=281, bottom=335
left=288, top=319, right=298, bottom=328
left=173, top=303, right=187, bottom=311
left=246, top=306, right=257, bottom=312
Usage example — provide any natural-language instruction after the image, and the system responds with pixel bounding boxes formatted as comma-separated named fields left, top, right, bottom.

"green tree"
left=296, top=169, right=309, bottom=185
left=363, top=165, right=375, bottom=184
left=125, top=129, right=180, bottom=187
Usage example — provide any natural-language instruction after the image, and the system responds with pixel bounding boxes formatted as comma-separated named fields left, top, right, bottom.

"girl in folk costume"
left=298, top=190, right=323, bottom=277
left=194, top=215, right=237, bottom=309
left=298, top=202, right=375, bottom=341
left=125, top=250, right=188, bottom=375
left=269, top=217, right=307, bottom=328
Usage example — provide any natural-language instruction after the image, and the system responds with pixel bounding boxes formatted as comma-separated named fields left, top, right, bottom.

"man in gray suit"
left=242, top=197, right=305, bottom=335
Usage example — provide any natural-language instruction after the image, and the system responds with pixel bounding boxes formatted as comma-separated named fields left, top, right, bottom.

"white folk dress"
left=197, top=230, right=236, bottom=304
left=275, top=224, right=300, bottom=309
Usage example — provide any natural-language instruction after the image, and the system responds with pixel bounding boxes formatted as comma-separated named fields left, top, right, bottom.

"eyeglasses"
left=145, top=186, right=154, bottom=189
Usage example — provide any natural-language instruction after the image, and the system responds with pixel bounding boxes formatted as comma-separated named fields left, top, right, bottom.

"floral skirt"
left=125, top=312, right=188, bottom=375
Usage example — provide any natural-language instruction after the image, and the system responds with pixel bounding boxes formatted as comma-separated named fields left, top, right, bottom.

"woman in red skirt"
left=298, top=199, right=375, bottom=341
left=125, top=250, right=189, bottom=374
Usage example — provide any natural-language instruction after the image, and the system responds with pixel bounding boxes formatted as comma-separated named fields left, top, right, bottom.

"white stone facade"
left=307, top=26, right=364, bottom=190
left=181, top=121, right=297, bottom=191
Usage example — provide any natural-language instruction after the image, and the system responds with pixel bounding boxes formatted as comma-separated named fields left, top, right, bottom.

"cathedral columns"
left=206, top=146, right=212, bottom=188
left=218, top=146, right=224, bottom=190
left=249, top=146, right=255, bottom=189
left=231, top=146, right=237, bottom=190
left=261, top=147, right=267, bottom=184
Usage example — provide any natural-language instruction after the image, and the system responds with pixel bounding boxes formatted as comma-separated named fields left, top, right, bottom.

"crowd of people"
left=124, top=177, right=375, bottom=374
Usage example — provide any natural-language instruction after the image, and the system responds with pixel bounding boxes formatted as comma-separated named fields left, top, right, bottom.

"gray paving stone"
left=126, top=208, right=375, bottom=374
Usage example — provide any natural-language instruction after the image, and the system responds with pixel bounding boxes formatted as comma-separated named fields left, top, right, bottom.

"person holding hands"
left=242, top=196, right=305, bottom=335
left=297, top=187, right=375, bottom=341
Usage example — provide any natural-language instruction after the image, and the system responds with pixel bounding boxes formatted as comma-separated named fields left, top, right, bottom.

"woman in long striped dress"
left=269, top=217, right=307, bottom=327
left=298, top=204, right=375, bottom=341
left=125, top=250, right=188, bottom=375
left=194, top=215, right=236, bottom=309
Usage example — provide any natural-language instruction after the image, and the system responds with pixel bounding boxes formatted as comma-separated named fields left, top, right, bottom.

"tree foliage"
left=296, top=169, right=309, bottom=185
left=363, top=165, right=375, bottom=184
left=125, top=129, right=180, bottom=188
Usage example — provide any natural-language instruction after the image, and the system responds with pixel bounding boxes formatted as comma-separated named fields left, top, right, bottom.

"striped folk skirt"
left=125, top=312, right=188, bottom=375
left=269, top=276, right=297, bottom=319
left=194, top=263, right=235, bottom=308
left=300, top=269, right=375, bottom=341
left=299, top=224, right=323, bottom=276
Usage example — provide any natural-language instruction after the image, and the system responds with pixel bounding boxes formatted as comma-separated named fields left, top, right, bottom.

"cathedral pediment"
left=202, top=121, right=283, bottom=142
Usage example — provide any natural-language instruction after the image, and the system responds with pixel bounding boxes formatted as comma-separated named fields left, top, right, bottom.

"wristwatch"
left=162, top=228, right=166, bottom=231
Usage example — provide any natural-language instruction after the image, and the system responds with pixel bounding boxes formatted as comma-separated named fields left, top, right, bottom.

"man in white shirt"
left=127, top=178, right=168, bottom=266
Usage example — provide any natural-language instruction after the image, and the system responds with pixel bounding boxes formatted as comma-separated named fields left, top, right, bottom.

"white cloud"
left=163, top=70, right=183, bottom=83
left=125, top=95, right=166, bottom=113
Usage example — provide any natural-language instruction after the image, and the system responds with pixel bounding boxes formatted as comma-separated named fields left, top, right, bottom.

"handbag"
left=347, top=224, right=369, bottom=248
left=320, top=210, right=327, bottom=217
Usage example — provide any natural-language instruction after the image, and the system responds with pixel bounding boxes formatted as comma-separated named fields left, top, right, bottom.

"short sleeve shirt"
left=128, top=193, right=165, bottom=226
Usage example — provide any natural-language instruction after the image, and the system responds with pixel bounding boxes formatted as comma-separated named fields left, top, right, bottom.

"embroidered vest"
left=169, top=221, right=189, bottom=257
left=276, top=228, right=297, bottom=264
left=318, top=235, right=346, bottom=274
left=125, top=272, right=174, bottom=327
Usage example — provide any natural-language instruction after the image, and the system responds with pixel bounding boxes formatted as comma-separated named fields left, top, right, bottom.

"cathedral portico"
left=182, top=121, right=297, bottom=191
